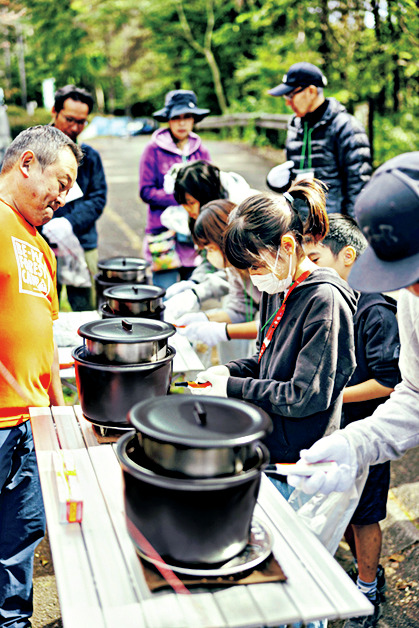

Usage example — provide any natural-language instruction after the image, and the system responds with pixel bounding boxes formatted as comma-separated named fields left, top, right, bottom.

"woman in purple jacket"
left=139, top=90, right=211, bottom=289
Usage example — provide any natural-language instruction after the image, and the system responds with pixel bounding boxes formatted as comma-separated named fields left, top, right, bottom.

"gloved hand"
left=176, top=311, right=208, bottom=326
left=287, top=432, right=358, bottom=495
left=189, top=366, right=230, bottom=397
left=42, top=217, right=74, bottom=255
left=165, top=280, right=198, bottom=299
left=164, top=289, right=199, bottom=322
left=179, top=321, right=228, bottom=346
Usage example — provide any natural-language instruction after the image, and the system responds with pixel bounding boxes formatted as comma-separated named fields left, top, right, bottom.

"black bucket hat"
left=349, top=152, right=419, bottom=293
left=153, top=90, right=210, bottom=123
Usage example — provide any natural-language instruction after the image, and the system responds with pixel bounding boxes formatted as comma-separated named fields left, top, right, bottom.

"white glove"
left=287, top=432, right=358, bottom=495
left=176, top=311, right=208, bottom=326
left=164, top=289, right=199, bottom=322
left=179, top=321, right=228, bottom=346
left=165, top=280, right=197, bottom=299
left=189, top=367, right=229, bottom=397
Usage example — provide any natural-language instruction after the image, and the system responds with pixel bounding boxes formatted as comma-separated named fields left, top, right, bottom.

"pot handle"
left=254, top=442, right=270, bottom=467
left=193, top=401, right=207, bottom=427
left=121, top=319, right=133, bottom=333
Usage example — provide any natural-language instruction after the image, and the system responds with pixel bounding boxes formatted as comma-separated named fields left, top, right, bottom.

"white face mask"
left=206, top=248, right=225, bottom=270
left=250, top=250, right=293, bottom=295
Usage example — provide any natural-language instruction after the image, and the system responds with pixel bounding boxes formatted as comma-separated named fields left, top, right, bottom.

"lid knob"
left=122, top=258, right=126, bottom=266
left=132, top=286, right=139, bottom=295
left=121, top=319, right=133, bottom=333
left=193, top=401, right=207, bottom=427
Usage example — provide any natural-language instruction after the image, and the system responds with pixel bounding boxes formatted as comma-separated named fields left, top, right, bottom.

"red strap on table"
left=258, top=271, right=310, bottom=363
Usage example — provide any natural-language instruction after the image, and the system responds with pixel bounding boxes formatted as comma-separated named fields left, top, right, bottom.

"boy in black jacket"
left=305, top=214, right=400, bottom=628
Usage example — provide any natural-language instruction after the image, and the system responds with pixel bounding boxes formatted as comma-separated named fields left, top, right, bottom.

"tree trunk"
left=204, top=48, right=228, bottom=114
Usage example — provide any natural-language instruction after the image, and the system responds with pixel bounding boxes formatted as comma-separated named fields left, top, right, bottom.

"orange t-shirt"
left=0, top=199, right=59, bottom=427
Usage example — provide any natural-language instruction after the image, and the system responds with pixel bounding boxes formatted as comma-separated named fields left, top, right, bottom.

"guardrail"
left=196, top=112, right=291, bottom=131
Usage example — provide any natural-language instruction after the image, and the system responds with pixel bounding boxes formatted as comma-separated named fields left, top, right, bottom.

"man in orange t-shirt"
left=0, top=125, right=81, bottom=627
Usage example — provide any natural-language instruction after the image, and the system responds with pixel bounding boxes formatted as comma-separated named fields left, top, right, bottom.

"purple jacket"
left=139, top=128, right=211, bottom=234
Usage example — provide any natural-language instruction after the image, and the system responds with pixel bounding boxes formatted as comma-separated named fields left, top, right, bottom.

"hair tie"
left=283, top=192, right=294, bottom=206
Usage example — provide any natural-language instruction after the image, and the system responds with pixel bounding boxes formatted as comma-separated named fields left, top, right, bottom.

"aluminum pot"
left=78, top=317, right=175, bottom=364
left=128, top=396, right=272, bottom=478
left=103, top=283, right=166, bottom=316
left=116, top=431, right=269, bottom=565
left=100, top=303, right=165, bottom=322
left=72, top=345, right=175, bottom=427
left=98, top=256, right=150, bottom=282
left=103, top=284, right=165, bottom=317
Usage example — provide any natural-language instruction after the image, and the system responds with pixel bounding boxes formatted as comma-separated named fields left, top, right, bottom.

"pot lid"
left=128, top=396, right=272, bottom=448
left=103, top=284, right=165, bottom=302
left=78, top=318, right=175, bottom=343
left=98, top=256, right=149, bottom=272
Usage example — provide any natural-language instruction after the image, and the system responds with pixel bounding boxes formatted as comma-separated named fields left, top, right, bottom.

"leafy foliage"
left=0, top=0, right=418, bottom=163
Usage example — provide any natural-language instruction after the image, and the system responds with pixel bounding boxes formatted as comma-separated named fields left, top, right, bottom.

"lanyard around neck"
left=258, top=271, right=310, bottom=363
left=299, top=122, right=313, bottom=170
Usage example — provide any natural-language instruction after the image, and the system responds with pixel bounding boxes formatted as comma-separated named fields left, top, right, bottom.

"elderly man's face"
left=19, top=147, right=78, bottom=227
left=284, top=85, right=320, bottom=118
left=52, top=98, right=89, bottom=142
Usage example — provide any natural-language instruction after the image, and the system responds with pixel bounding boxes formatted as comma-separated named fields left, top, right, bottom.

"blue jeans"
left=0, top=422, right=46, bottom=628
left=268, top=476, right=328, bottom=628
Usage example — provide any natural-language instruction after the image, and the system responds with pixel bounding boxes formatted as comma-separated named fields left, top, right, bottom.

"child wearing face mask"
left=175, top=199, right=261, bottom=361
left=190, top=179, right=358, bottom=501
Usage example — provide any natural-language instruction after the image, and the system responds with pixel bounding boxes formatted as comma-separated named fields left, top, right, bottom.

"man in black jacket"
left=44, top=85, right=107, bottom=310
left=268, top=62, right=372, bottom=218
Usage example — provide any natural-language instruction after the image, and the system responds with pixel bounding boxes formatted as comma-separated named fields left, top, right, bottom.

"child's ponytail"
left=288, top=178, right=329, bottom=242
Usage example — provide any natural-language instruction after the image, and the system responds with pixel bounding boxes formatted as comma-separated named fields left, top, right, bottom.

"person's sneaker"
left=343, top=596, right=382, bottom=627
left=347, top=564, right=387, bottom=602
left=376, top=564, right=387, bottom=601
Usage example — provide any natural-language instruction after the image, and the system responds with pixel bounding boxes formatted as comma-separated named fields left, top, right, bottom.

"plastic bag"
left=57, top=253, right=91, bottom=288
left=146, top=229, right=181, bottom=272
left=160, top=205, right=190, bottom=237
left=43, top=218, right=91, bottom=287
left=287, top=468, right=369, bottom=554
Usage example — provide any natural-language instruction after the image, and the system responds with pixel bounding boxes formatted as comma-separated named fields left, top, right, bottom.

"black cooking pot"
left=116, top=431, right=269, bottom=565
left=128, top=396, right=272, bottom=478
left=103, top=284, right=165, bottom=317
left=78, top=317, right=175, bottom=364
left=72, top=346, right=175, bottom=427
left=98, top=256, right=150, bottom=282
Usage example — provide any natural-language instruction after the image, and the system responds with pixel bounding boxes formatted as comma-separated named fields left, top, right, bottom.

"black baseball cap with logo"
left=349, top=152, right=419, bottom=293
left=268, top=62, right=328, bottom=97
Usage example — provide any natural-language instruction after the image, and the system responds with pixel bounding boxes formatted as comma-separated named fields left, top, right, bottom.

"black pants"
left=57, top=283, right=94, bottom=311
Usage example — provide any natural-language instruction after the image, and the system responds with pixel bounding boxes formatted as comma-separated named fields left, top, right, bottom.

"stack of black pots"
left=94, top=256, right=151, bottom=311
left=72, top=317, right=176, bottom=431
left=116, top=396, right=273, bottom=568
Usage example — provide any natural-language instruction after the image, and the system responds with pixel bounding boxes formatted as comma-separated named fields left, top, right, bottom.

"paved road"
left=32, top=135, right=418, bottom=627
left=95, top=134, right=276, bottom=260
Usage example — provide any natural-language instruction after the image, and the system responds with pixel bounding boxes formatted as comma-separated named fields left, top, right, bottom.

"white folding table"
left=30, top=405, right=372, bottom=628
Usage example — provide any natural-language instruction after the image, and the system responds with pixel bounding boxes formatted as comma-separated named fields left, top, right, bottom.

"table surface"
left=30, top=405, right=372, bottom=628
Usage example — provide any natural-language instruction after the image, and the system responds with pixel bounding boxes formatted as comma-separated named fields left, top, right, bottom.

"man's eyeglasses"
left=283, top=87, right=305, bottom=101
left=60, top=113, right=88, bottom=126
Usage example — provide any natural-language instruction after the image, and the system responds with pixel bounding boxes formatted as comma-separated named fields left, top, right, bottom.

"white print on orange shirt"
left=12, top=236, right=51, bottom=298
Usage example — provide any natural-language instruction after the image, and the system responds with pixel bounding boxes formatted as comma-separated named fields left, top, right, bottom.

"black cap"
left=349, top=152, right=419, bottom=293
left=268, top=62, right=327, bottom=97
left=153, top=90, right=210, bottom=123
